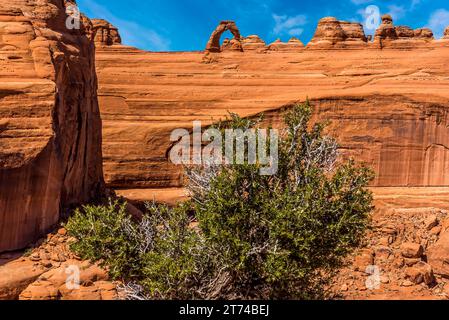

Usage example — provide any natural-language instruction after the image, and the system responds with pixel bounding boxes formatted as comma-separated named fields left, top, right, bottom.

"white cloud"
left=272, top=14, right=307, bottom=36
left=387, top=5, right=407, bottom=21
left=288, top=28, right=304, bottom=36
left=427, top=9, right=449, bottom=38
left=79, top=0, right=170, bottom=51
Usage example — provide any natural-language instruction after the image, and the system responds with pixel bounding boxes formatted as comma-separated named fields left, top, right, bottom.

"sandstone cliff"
left=93, top=17, right=449, bottom=192
left=0, top=0, right=104, bottom=252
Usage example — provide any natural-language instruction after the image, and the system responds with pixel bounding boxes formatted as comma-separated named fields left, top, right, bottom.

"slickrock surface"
left=0, top=228, right=118, bottom=300
left=0, top=0, right=104, bottom=252
left=95, top=39, right=449, bottom=190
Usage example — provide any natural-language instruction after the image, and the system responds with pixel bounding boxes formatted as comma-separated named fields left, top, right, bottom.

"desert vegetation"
left=65, top=101, right=374, bottom=300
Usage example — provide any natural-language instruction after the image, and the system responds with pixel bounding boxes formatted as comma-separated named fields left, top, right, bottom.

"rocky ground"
left=334, top=207, right=449, bottom=300
left=3, top=188, right=449, bottom=300
left=0, top=228, right=119, bottom=300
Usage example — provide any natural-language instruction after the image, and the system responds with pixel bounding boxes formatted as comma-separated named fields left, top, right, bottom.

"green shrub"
left=66, top=100, right=374, bottom=300
left=65, top=201, right=144, bottom=280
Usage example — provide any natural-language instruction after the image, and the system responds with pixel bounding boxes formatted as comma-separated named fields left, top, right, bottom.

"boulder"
left=427, top=229, right=449, bottom=278
left=0, top=260, right=48, bottom=300
left=405, top=262, right=434, bottom=285
left=400, top=243, right=424, bottom=259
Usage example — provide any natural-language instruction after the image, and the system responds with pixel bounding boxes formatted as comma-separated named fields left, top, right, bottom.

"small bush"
left=66, top=101, right=374, bottom=300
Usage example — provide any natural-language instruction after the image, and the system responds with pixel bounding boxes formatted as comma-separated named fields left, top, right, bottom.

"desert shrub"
left=66, top=201, right=204, bottom=299
left=65, top=201, right=144, bottom=280
left=66, top=100, right=374, bottom=300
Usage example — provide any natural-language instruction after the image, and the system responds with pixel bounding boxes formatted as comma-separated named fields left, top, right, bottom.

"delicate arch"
left=205, top=20, right=242, bottom=52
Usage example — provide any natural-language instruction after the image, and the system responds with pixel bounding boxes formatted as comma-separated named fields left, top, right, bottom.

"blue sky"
left=77, top=0, right=449, bottom=51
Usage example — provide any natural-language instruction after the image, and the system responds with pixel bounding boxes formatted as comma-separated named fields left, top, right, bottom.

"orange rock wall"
left=95, top=41, right=449, bottom=189
left=0, top=0, right=104, bottom=252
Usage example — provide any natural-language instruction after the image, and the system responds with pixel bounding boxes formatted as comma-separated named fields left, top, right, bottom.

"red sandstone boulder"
left=405, top=262, right=435, bottom=285
left=400, top=243, right=424, bottom=259
left=427, top=229, right=449, bottom=278
left=0, top=260, right=48, bottom=300
left=0, top=0, right=104, bottom=252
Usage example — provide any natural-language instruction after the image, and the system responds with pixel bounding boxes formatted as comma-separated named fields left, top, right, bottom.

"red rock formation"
left=205, top=21, right=242, bottom=52
left=374, top=14, right=397, bottom=45
left=414, top=28, right=434, bottom=40
left=91, top=19, right=122, bottom=46
left=445, top=27, right=449, bottom=39
left=241, top=35, right=266, bottom=51
left=308, top=17, right=367, bottom=49
left=94, top=34, right=449, bottom=191
left=267, top=37, right=304, bottom=52
left=0, top=0, right=104, bottom=252
left=395, top=26, right=415, bottom=38
left=221, top=38, right=243, bottom=52
left=375, top=15, right=435, bottom=48
left=0, top=228, right=117, bottom=300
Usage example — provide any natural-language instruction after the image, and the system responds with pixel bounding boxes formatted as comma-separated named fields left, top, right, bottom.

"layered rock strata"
left=267, top=37, right=304, bottom=51
left=308, top=17, right=367, bottom=49
left=94, top=34, right=449, bottom=190
left=374, top=14, right=435, bottom=48
left=0, top=0, right=104, bottom=252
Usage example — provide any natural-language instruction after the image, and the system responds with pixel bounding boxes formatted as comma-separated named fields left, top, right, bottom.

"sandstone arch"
left=205, top=20, right=242, bottom=52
